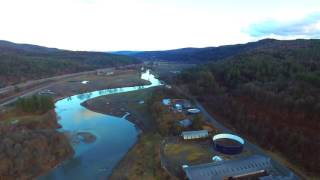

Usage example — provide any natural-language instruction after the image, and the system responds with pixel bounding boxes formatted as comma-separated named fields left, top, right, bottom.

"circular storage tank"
left=212, top=134, right=244, bottom=155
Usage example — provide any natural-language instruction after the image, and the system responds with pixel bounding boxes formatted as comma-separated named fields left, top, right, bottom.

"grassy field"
left=48, top=69, right=150, bottom=100
left=83, top=87, right=159, bottom=131
left=110, top=133, right=173, bottom=180
left=164, top=142, right=212, bottom=163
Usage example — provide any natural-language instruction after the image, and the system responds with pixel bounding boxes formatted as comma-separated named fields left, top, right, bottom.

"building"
left=178, top=119, right=193, bottom=128
left=96, top=68, right=115, bottom=76
left=182, top=130, right=209, bottom=140
left=182, top=155, right=298, bottom=180
left=172, top=99, right=192, bottom=109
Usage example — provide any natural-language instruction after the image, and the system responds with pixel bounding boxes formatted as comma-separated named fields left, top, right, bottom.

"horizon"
left=2, top=37, right=314, bottom=53
left=0, top=0, right=320, bottom=51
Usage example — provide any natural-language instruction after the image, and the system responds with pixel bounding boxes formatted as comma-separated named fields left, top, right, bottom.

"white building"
left=181, top=130, right=209, bottom=140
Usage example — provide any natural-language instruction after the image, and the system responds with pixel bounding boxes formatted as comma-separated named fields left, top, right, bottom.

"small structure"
left=182, top=155, right=297, bottom=180
left=172, top=99, right=192, bottom=109
left=212, top=134, right=245, bottom=155
left=38, top=89, right=55, bottom=96
left=96, top=68, right=115, bottom=76
left=212, top=156, right=223, bottom=162
left=187, top=108, right=201, bottom=114
left=175, top=103, right=183, bottom=112
left=162, top=99, right=171, bottom=106
left=182, top=130, right=209, bottom=140
left=178, top=119, right=193, bottom=128
left=165, top=85, right=172, bottom=89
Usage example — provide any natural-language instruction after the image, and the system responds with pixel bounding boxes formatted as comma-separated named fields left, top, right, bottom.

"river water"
left=40, top=70, right=161, bottom=180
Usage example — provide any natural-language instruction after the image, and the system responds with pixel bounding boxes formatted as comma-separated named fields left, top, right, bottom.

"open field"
left=109, top=133, right=174, bottom=180
left=146, top=61, right=195, bottom=76
left=47, top=69, right=150, bottom=100
left=164, top=142, right=212, bottom=163
left=83, top=87, right=158, bottom=131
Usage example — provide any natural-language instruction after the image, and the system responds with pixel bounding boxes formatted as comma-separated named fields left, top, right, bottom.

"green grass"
left=110, top=133, right=172, bottom=180
left=164, top=143, right=212, bottom=164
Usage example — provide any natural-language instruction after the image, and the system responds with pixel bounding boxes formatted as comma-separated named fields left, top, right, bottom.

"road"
left=0, top=67, right=116, bottom=109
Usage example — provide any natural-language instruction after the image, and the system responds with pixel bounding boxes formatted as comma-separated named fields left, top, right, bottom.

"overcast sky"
left=0, top=0, right=320, bottom=51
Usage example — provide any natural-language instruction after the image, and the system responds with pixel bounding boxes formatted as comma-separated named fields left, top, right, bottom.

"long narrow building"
left=182, top=155, right=298, bottom=180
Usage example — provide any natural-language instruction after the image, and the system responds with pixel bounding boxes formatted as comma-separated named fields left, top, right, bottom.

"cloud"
left=245, top=12, right=320, bottom=38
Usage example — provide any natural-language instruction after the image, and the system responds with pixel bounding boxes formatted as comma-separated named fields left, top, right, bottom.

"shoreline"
left=0, top=69, right=151, bottom=179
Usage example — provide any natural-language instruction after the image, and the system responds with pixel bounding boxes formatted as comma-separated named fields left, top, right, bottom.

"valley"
left=0, top=38, right=319, bottom=180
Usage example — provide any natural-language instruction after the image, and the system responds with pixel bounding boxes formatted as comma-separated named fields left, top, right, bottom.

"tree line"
left=15, top=95, right=55, bottom=114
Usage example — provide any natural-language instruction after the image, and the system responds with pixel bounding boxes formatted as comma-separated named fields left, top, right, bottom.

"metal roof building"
left=181, top=130, right=209, bottom=140
left=182, top=155, right=297, bottom=180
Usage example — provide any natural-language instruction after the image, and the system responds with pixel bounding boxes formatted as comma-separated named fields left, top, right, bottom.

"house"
left=178, top=119, right=192, bottom=128
left=182, top=155, right=297, bottom=180
left=181, top=130, right=209, bottom=140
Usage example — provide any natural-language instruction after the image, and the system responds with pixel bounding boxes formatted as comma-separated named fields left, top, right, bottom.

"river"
left=40, top=70, right=162, bottom=180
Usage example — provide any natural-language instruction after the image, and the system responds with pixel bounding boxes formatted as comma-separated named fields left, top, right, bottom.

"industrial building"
left=182, top=155, right=297, bottom=180
left=181, top=130, right=209, bottom=140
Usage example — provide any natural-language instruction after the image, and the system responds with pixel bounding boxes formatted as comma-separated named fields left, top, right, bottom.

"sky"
left=0, top=0, right=320, bottom=51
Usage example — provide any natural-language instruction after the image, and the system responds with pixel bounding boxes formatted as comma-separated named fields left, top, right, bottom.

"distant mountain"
left=110, top=51, right=142, bottom=56
left=130, top=39, right=318, bottom=63
left=0, top=40, right=141, bottom=87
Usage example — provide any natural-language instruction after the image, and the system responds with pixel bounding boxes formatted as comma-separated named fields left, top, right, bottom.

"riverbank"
left=0, top=69, right=151, bottom=179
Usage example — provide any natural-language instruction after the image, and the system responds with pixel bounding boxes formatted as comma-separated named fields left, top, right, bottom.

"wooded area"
left=174, top=43, right=320, bottom=175
left=0, top=40, right=141, bottom=87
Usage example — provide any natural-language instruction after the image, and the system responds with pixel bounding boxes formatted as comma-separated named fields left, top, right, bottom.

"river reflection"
left=39, top=70, right=161, bottom=180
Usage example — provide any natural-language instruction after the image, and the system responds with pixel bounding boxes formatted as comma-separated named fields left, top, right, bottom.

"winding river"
left=40, top=70, right=161, bottom=180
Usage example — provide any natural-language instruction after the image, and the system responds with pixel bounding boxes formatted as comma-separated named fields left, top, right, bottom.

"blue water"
left=40, top=70, right=161, bottom=180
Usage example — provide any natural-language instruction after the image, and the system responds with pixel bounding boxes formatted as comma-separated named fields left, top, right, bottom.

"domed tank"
left=212, top=134, right=245, bottom=155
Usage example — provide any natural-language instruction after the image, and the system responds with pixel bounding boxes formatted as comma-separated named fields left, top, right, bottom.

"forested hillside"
left=132, top=39, right=317, bottom=63
left=174, top=40, right=320, bottom=175
left=0, top=40, right=141, bottom=87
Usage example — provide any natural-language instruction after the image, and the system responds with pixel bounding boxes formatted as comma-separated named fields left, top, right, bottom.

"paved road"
left=0, top=82, right=58, bottom=109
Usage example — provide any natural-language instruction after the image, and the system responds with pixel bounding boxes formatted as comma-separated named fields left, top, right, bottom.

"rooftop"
left=183, top=155, right=296, bottom=180
left=182, top=130, right=209, bottom=137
